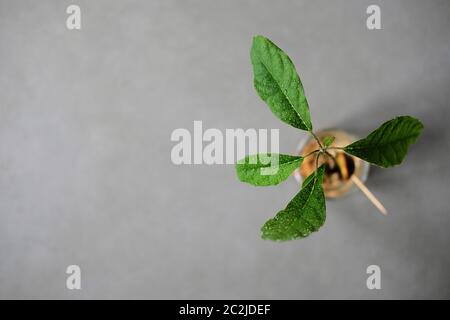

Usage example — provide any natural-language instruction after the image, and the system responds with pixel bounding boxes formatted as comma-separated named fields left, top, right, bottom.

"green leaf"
left=261, top=166, right=326, bottom=241
left=343, top=116, right=424, bottom=168
left=236, top=154, right=303, bottom=186
left=251, top=35, right=312, bottom=131
left=301, top=168, right=317, bottom=189
left=322, top=136, right=335, bottom=148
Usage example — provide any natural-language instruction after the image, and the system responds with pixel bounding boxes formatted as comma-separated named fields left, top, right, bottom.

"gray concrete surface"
left=0, top=0, right=449, bottom=299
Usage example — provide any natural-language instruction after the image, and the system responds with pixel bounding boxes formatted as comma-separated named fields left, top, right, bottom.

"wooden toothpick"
left=351, top=175, right=388, bottom=216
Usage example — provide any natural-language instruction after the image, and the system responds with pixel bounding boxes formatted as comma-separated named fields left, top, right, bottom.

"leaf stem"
left=310, top=131, right=324, bottom=149
left=303, top=149, right=320, bottom=159
left=326, top=146, right=344, bottom=151
left=315, top=151, right=321, bottom=170
left=320, top=149, right=338, bottom=167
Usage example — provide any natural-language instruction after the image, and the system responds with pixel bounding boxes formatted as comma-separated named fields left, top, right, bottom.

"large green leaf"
left=343, top=116, right=424, bottom=168
left=251, top=35, right=312, bottom=131
left=261, top=166, right=326, bottom=241
left=236, top=154, right=303, bottom=186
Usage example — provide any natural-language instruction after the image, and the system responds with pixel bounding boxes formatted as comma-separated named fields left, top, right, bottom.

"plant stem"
left=315, top=151, right=321, bottom=170
left=326, top=146, right=344, bottom=151
left=310, top=131, right=324, bottom=149
left=324, top=150, right=336, bottom=162
left=306, top=134, right=388, bottom=215
left=303, top=149, right=320, bottom=159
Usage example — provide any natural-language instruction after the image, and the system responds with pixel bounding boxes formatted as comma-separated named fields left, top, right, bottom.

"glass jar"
left=293, top=129, right=370, bottom=199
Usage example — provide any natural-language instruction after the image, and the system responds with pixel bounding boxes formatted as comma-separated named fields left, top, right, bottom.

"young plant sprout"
left=235, top=35, right=424, bottom=242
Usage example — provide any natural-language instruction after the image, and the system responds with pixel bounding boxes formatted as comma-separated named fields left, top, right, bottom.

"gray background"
left=0, top=0, right=449, bottom=299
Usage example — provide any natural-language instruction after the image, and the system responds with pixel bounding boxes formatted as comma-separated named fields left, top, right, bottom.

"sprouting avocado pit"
left=297, top=129, right=369, bottom=199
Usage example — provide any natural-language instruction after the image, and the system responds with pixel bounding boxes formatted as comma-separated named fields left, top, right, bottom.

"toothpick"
left=351, top=175, right=388, bottom=216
